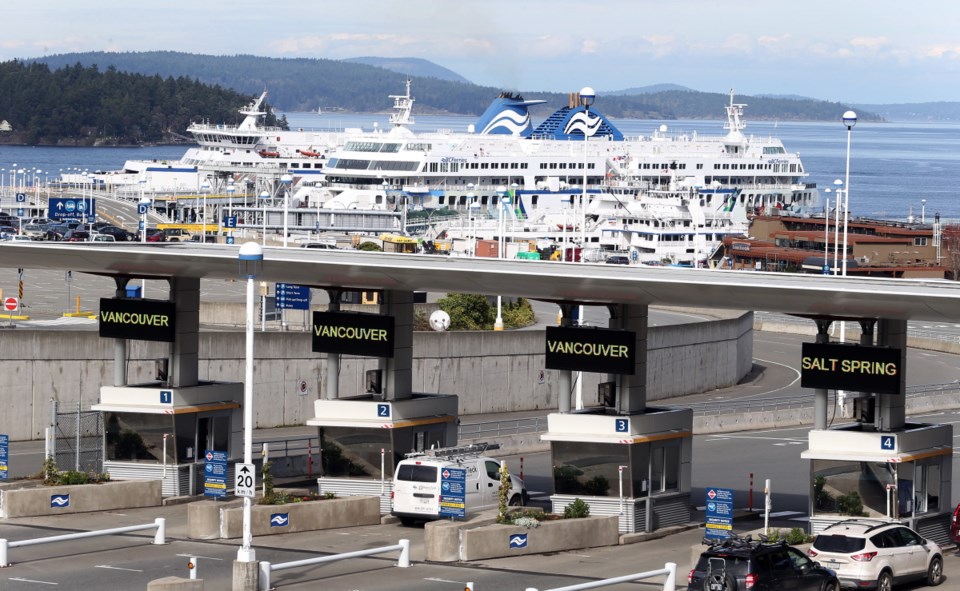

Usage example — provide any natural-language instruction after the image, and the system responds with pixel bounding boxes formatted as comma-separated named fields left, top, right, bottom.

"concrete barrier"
left=425, top=512, right=619, bottom=562
left=0, top=479, right=161, bottom=518
left=147, top=577, right=203, bottom=591
left=192, top=495, right=381, bottom=539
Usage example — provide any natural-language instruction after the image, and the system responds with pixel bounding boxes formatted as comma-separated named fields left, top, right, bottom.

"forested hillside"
left=29, top=51, right=876, bottom=122
left=0, top=60, right=283, bottom=145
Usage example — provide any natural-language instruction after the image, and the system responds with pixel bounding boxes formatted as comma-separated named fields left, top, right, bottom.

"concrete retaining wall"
left=425, top=513, right=620, bottom=562
left=188, top=495, right=381, bottom=539
left=0, top=479, right=161, bottom=518
left=1, top=311, right=753, bottom=441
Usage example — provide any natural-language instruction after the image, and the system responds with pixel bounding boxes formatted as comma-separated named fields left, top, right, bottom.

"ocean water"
left=0, top=113, right=957, bottom=222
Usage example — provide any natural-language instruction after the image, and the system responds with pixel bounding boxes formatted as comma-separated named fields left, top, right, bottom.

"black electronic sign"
left=99, top=298, right=176, bottom=342
left=545, top=326, right=636, bottom=375
left=800, top=342, right=902, bottom=395
left=312, top=311, right=395, bottom=358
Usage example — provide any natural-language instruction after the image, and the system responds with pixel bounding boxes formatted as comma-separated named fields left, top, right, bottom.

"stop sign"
left=3, top=297, right=17, bottom=311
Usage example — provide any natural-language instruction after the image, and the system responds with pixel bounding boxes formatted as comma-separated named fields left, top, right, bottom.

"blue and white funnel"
left=474, top=92, right=546, bottom=137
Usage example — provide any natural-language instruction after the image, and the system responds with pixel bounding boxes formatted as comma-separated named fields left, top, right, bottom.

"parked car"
left=605, top=255, right=630, bottom=265
left=951, top=502, right=960, bottom=544
left=3, top=234, right=33, bottom=241
left=91, top=234, right=116, bottom=242
left=21, top=224, right=47, bottom=240
left=689, top=533, right=839, bottom=591
left=162, top=227, right=193, bottom=242
left=140, top=229, right=166, bottom=242
left=808, top=519, right=943, bottom=590
left=63, top=230, right=91, bottom=242
left=46, top=224, right=71, bottom=241
left=97, top=226, right=135, bottom=241
left=0, top=225, right=18, bottom=238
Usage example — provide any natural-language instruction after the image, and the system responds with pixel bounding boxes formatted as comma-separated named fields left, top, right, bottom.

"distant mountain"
left=606, top=84, right=696, bottom=95
left=24, top=52, right=878, bottom=121
left=757, top=93, right=819, bottom=102
left=852, top=102, right=960, bottom=122
left=342, top=57, right=471, bottom=84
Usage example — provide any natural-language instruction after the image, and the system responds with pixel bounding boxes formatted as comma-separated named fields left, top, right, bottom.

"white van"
left=391, top=443, right=527, bottom=525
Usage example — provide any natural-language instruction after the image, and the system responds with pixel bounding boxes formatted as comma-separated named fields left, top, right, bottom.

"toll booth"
left=802, top=423, right=953, bottom=541
left=307, top=394, right=458, bottom=514
left=543, top=406, right=693, bottom=534
left=92, top=381, right=243, bottom=497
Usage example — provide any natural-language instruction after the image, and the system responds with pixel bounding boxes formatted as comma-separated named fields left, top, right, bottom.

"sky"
left=3, top=1, right=958, bottom=104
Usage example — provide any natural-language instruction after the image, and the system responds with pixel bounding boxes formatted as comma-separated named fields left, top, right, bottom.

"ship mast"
left=389, top=80, right=415, bottom=129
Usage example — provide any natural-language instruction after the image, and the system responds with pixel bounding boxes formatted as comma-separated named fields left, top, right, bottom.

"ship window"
left=559, top=163, right=567, bottom=169
left=290, top=163, right=299, bottom=168
left=438, top=196, right=445, bottom=205
left=521, top=164, right=528, bottom=169
left=511, top=163, right=519, bottom=169
left=481, top=196, right=489, bottom=205
left=379, top=143, right=401, bottom=153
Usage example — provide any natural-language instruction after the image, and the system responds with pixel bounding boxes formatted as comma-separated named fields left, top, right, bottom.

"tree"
left=437, top=293, right=493, bottom=330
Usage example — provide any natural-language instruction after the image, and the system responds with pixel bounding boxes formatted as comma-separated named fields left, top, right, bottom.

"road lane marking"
left=95, top=565, right=143, bottom=572
left=9, top=578, right=58, bottom=585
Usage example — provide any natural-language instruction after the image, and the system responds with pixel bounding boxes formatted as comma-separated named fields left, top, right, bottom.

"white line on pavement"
left=9, top=577, right=58, bottom=585
left=94, top=565, right=143, bottom=572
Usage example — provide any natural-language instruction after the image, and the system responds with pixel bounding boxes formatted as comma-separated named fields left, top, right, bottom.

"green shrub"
left=563, top=498, right=590, bottom=519
left=584, top=475, right=610, bottom=496
left=57, top=470, right=90, bottom=485
left=785, top=527, right=810, bottom=545
left=837, top=491, right=865, bottom=516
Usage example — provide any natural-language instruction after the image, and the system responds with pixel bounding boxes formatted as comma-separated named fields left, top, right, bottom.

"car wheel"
left=927, top=555, right=944, bottom=586
left=822, top=580, right=839, bottom=591
left=876, top=571, right=893, bottom=591
left=508, top=494, right=523, bottom=507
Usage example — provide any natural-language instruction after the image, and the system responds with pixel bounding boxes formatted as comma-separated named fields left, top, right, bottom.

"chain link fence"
left=51, top=400, right=103, bottom=474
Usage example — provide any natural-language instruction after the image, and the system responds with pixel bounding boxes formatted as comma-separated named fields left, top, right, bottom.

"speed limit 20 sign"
left=235, top=462, right=255, bottom=498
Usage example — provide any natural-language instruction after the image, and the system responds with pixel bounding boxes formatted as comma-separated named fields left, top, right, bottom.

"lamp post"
left=467, top=192, right=477, bottom=256
left=579, top=86, right=595, bottom=264
left=280, top=174, right=292, bottom=247
left=200, top=180, right=211, bottom=244
left=226, top=183, right=236, bottom=240
left=822, top=188, right=831, bottom=275
left=832, top=180, right=842, bottom=274
left=259, top=190, right=270, bottom=246
left=494, top=185, right=507, bottom=331
left=841, top=110, right=856, bottom=278
left=237, top=241, right=263, bottom=564
left=921, top=199, right=926, bottom=224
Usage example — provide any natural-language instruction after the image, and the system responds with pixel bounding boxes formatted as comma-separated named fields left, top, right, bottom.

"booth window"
left=105, top=412, right=174, bottom=463
left=650, top=443, right=680, bottom=493
left=552, top=441, right=627, bottom=497
left=812, top=459, right=896, bottom=518
left=320, top=426, right=393, bottom=479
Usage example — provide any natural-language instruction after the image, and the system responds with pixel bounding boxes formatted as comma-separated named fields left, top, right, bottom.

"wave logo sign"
left=270, top=513, right=289, bottom=527
left=50, top=494, right=70, bottom=508
left=508, top=533, right=528, bottom=549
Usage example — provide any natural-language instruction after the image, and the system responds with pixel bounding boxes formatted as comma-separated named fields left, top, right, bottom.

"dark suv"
left=689, top=534, right=838, bottom=591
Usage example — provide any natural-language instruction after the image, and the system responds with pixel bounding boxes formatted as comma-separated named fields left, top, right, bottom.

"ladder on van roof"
left=404, top=442, right=500, bottom=460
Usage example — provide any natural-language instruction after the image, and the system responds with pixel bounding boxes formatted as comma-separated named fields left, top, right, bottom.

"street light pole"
left=832, top=180, right=842, bottom=274
left=579, top=86, right=595, bottom=265
left=280, top=174, right=292, bottom=247
left=237, top=242, right=263, bottom=564
left=200, top=180, right=211, bottom=244
left=495, top=185, right=507, bottom=331
left=839, top=111, right=856, bottom=345
left=259, top=190, right=270, bottom=247
left=841, top=110, right=856, bottom=278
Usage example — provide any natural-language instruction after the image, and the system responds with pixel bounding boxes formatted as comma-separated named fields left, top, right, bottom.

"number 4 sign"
left=881, top=435, right=896, bottom=450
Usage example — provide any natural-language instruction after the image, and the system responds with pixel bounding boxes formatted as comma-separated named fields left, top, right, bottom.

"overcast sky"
left=4, top=1, right=956, bottom=104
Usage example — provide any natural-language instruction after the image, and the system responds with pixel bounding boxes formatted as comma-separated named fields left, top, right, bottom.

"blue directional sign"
left=51, top=494, right=70, bottom=508
left=15, top=193, right=25, bottom=203
left=226, top=236, right=235, bottom=245
left=439, top=467, right=467, bottom=518
left=224, top=216, right=237, bottom=229
left=49, top=197, right=97, bottom=221
left=0, top=434, right=8, bottom=480
left=275, top=283, right=311, bottom=310
left=16, top=208, right=23, bottom=217
left=204, top=449, right=228, bottom=498
left=377, top=403, right=390, bottom=418
left=704, top=487, right=734, bottom=540
left=160, top=390, right=173, bottom=404
left=138, top=203, right=149, bottom=215
left=615, top=418, right=629, bottom=433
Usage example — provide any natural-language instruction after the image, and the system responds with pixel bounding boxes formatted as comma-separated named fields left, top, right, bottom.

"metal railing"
left=258, top=539, right=409, bottom=590
left=523, top=562, right=676, bottom=591
left=0, top=517, right=165, bottom=567
left=458, top=415, right=549, bottom=442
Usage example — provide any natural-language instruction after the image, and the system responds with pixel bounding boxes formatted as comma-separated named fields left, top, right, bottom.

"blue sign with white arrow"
left=275, top=283, right=311, bottom=310
left=49, top=197, right=96, bottom=221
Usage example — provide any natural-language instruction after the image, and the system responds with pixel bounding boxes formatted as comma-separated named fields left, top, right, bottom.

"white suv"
left=808, top=519, right=943, bottom=590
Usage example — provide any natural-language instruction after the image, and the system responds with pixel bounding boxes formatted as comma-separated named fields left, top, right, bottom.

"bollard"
left=188, top=556, right=198, bottom=580
left=0, top=538, right=8, bottom=568
left=259, top=561, right=272, bottom=591
left=465, top=583, right=474, bottom=591
left=398, top=538, right=410, bottom=568
left=664, top=562, right=677, bottom=591
left=153, top=517, right=166, bottom=545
